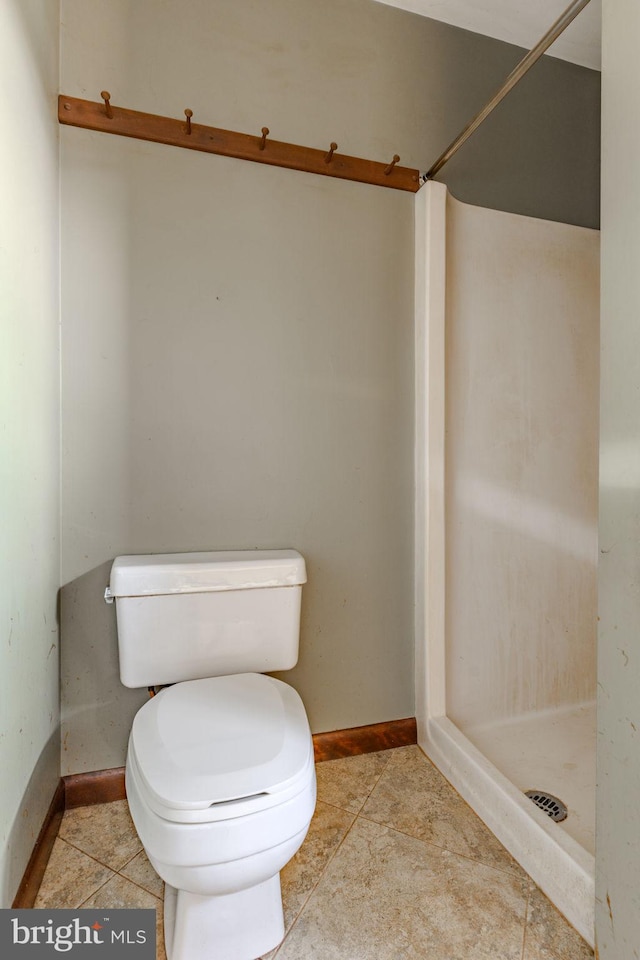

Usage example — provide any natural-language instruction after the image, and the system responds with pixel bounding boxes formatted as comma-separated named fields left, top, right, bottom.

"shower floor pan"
left=464, top=700, right=595, bottom=855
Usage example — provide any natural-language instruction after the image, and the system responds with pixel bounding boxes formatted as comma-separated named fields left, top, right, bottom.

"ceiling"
left=374, top=0, right=601, bottom=70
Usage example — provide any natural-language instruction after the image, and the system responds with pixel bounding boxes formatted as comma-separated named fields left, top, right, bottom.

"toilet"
left=105, top=549, right=316, bottom=960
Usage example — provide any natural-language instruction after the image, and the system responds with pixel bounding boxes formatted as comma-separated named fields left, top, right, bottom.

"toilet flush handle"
left=104, top=586, right=114, bottom=604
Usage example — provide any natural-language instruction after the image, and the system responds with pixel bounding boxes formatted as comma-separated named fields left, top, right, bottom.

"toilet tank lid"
left=107, top=549, right=306, bottom=598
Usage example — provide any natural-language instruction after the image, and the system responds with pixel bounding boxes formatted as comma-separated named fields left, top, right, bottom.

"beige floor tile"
left=362, top=745, right=525, bottom=877
left=80, top=871, right=161, bottom=910
left=315, top=750, right=392, bottom=813
left=34, top=837, right=115, bottom=909
left=120, top=849, right=165, bottom=900
left=280, top=799, right=355, bottom=930
left=156, top=921, right=167, bottom=960
left=59, top=800, right=143, bottom=871
left=81, top=874, right=166, bottom=960
left=260, top=800, right=356, bottom=959
left=276, top=816, right=529, bottom=960
left=523, top=885, right=594, bottom=960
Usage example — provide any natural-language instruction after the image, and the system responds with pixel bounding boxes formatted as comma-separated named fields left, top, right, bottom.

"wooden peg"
left=259, top=127, right=269, bottom=151
left=325, top=142, right=338, bottom=164
left=100, top=91, right=113, bottom=119
left=384, top=154, right=400, bottom=176
left=184, top=109, right=193, bottom=135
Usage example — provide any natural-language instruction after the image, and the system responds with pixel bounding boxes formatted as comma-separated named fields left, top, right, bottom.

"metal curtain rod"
left=425, top=0, right=592, bottom=179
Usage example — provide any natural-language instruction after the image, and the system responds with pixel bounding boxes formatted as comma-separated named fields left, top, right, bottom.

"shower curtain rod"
left=425, top=0, right=592, bottom=179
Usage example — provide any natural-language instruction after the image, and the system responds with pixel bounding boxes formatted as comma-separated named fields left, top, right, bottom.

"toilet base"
left=164, top=875, right=285, bottom=960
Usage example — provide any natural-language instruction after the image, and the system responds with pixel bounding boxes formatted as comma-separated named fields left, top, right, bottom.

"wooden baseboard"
left=64, top=767, right=127, bottom=808
left=12, top=780, right=65, bottom=909
left=313, top=717, right=417, bottom=761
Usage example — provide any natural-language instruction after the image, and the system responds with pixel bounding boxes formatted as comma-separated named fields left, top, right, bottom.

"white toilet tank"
left=106, top=549, right=307, bottom=688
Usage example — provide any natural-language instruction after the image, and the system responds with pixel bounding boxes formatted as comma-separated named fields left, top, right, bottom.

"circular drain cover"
left=525, top=790, right=568, bottom=822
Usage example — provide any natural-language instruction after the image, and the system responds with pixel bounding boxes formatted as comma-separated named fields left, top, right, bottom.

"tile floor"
left=35, top=746, right=594, bottom=959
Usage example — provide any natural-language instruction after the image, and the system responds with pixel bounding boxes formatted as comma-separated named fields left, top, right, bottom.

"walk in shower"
left=415, top=182, right=599, bottom=945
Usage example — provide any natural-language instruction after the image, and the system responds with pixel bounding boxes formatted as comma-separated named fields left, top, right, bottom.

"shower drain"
left=525, top=790, right=568, bottom=823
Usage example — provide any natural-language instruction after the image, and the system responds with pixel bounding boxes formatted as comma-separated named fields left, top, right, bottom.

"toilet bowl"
left=106, top=550, right=316, bottom=960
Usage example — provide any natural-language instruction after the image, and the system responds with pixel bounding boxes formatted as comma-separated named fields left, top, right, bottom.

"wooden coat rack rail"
left=58, top=93, right=422, bottom=193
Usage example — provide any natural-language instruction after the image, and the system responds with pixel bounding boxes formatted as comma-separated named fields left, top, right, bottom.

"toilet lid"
left=129, top=673, right=313, bottom=816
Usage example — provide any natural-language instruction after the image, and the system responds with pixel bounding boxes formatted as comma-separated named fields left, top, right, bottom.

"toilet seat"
left=129, top=673, right=314, bottom=825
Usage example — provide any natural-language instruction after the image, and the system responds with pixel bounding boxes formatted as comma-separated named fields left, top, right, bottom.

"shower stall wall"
left=415, top=182, right=599, bottom=945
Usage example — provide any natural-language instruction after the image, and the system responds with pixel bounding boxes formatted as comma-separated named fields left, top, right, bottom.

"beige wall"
left=444, top=196, right=599, bottom=730
left=597, top=0, right=640, bottom=953
left=59, top=0, right=601, bottom=775
left=0, top=0, right=61, bottom=905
